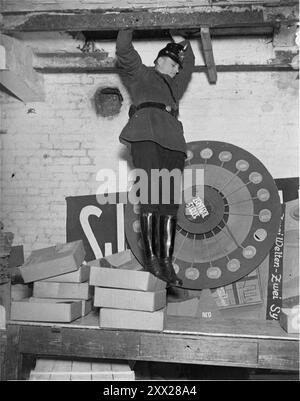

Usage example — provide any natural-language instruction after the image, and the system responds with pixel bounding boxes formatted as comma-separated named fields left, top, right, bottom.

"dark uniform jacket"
left=116, top=29, right=195, bottom=155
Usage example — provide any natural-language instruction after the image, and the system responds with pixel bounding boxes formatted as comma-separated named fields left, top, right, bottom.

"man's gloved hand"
left=169, top=29, right=186, bottom=44
left=170, top=28, right=201, bottom=42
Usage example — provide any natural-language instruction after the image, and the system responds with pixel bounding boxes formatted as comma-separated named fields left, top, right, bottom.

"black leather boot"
left=140, top=211, right=168, bottom=282
left=158, top=215, right=183, bottom=287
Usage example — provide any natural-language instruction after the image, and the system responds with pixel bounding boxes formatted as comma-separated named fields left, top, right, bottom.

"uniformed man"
left=116, top=28, right=195, bottom=286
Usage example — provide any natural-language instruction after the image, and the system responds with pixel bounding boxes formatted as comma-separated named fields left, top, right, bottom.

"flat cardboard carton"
left=211, top=268, right=263, bottom=309
left=94, top=287, right=166, bottom=311
left=19, top=240, right=86, bottom=283
left=33, top=281, right=91, bottom=300
left=41, top=264, right=90, bottom=283
left=89, top=266, right=166, bottom=292
left=29, top=358, right=135, bottom=381
left=99, top=307, right=165, bottom=331
left=29, top=297, right=92, bottom=317
left=10, top=299, right=82, bottom=322
left=90, top=250, right=143, bottom=270
left=279, top=306, right=300, bottom=334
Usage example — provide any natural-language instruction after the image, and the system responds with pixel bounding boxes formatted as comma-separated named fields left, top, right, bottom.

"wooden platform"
left=3, top=311, right=299, bottom=380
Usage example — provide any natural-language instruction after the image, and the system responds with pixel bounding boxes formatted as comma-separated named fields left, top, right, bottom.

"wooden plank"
left=0, top=70, right=44, bottom=101
left=0, top=34, right=44, bottom=102
left=140, top=334, right=258, bottom=367
left=211, top=26, right=274, bottom=36
left=165, top=316, right=299, bottom=340
left=258, top=339, right=300, bottom=371
left=5, top=325, right=23, bottom=380
left=33, top=58, right=296, bottom=74
left=35, top=64, right=296, bottom=73
left=0, top=1, right=288, bottom=13
left=17, top=325, right=141, bottom=360
left=6, top=320, right=300, bottom=372
left=200, top=27, right=217, bottom=83
left=8, top=312, right=299, bottom=340
left=0, top=282, right=11, bottom=321
left=0, top=330, right=7, bottom=381
left=1, top=5, right=298, bottom=33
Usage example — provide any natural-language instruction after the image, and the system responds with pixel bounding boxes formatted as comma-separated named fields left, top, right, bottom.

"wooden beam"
left=1, top=1, right=294, bottom=14
left=5, top=317, right=300, bottom=379
left=33, top=52, right=297, bottom=73
left=0, top=284, right=10, bottom=323
left=81, top=26, right=275, bottom=41
left=211, top=26, right=274, bottom=36
left=200, top=27, right=217, bottom=84
left=0, top=329, right=6, bottom=380
left=0, top=4, right=298, bottom=33
left=0, top=34, right=45, bottom=102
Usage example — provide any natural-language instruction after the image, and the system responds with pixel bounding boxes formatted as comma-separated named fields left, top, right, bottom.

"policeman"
left=116, top=29, right=195, bottom=286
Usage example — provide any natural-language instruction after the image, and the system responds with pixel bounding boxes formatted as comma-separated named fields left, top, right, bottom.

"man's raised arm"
left=116, top=29, right=143, bottom=82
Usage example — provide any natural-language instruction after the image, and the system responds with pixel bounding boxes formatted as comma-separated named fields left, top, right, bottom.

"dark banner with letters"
left=66, top=194, right=127, bottom=262
left=266, top=203, right=285, bottom=320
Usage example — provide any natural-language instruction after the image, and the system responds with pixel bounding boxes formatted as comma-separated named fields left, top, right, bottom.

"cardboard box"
left=33, top=281, right=91, bottom=300
left=99, top=307, right=165, bottom=331
left=29, top=297, right=92, bottom=317
left=90, top=266, right=166, bottom=292
left=29, top=358, right=135, bottom=381
left=11, top=284, right=32, bottom=301
left=19, top=240, right=86, bottom=283
left=41, top=264, right=90, bottom=283
left=10, top=299, right=82, bottom=322
left=94, top=287, right=166, bottom=312
left=211, top=268, right=263, bottom=309
left=279, top=306, right=300, bottom=334
left=90, top=250, right=143, bottom=271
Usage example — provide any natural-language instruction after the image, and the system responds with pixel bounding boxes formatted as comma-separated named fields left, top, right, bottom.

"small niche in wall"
left=94, top=87, right=123, bottom=117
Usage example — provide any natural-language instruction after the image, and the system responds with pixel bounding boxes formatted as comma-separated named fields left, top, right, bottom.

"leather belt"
left=129, top=102, right=178, bottom=118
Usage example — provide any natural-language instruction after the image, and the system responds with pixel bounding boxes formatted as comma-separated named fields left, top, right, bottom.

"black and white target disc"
left=125, top=141, right=282, bottom=289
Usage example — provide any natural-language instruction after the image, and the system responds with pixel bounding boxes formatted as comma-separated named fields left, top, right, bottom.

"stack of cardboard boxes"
left=29, top=358, right=135, bottom=381
left=89, top=251, right=167, bottom=331
left=11, top=240, right=92, bottom=323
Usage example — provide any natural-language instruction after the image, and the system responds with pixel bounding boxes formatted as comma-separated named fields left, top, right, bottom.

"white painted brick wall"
left=0, top=38, right=298, bottom=257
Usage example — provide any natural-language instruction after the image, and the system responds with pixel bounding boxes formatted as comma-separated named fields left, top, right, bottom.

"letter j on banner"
left=66, top=194, right=126, bottom=262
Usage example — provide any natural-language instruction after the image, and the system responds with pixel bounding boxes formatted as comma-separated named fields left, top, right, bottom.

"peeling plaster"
left=275, top=72, right=299, bottom=95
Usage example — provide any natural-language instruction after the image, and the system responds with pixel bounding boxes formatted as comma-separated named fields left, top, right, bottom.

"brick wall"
left=0, top=37, right=298, bottom=256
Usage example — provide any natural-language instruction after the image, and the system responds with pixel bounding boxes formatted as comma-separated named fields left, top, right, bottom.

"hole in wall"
left=94, top=87, right=123, bottom=117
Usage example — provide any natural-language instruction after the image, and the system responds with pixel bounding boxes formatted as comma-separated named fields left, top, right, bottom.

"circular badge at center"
left=177, top=185, right=226, bottom=234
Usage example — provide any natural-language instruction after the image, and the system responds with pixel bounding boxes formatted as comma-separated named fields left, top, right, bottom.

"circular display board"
left=125, top=141, right=282, bottom=289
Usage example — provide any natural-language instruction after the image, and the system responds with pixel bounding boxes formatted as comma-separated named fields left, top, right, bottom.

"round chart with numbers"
left=125, top=141, right=282, bottom=289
